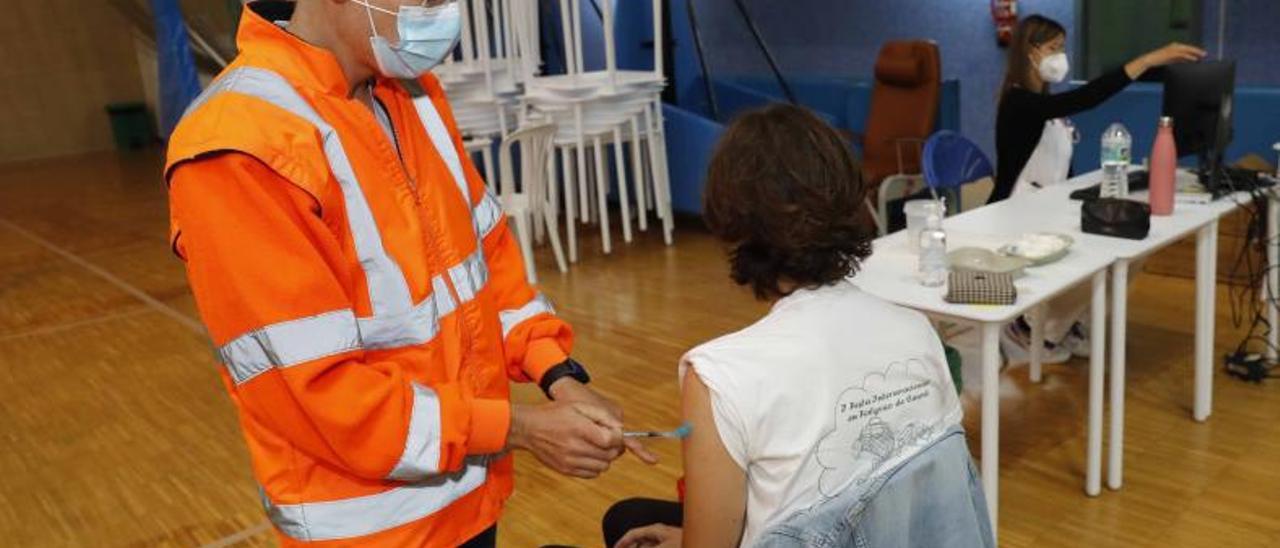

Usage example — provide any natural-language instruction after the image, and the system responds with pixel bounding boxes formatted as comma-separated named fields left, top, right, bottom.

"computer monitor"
left=1161, top=60, right=1235, bottom=192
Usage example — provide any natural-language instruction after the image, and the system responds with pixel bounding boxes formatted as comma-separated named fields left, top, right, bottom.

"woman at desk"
left=994, top=15, right=1204, bottom=363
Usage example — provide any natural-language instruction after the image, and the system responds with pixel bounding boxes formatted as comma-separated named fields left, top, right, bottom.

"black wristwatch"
left=539, top=357, right=591, bottom=400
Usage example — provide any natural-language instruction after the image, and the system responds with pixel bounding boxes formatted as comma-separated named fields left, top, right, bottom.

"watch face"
left=564, top=359, right=590, bottom=382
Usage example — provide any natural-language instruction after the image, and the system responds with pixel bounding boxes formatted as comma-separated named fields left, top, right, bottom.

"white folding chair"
left=498, top=121, right=567, bottom=283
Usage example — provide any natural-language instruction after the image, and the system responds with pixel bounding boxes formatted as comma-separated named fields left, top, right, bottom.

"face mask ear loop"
left=362, top=1, right=381, bottom=39
left=357, top=0, right=403, bottom=36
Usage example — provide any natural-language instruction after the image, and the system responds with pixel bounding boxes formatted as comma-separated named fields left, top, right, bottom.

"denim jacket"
left=756, top=427, right=993, bottom=548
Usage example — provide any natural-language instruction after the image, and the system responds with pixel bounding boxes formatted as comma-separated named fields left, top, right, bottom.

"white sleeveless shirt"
left=679, top=282, right=963, bottom=546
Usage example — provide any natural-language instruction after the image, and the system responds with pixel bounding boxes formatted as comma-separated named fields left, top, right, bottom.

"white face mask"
left=355, top=0, right=461, bottom=79
left=1037, top=52, right=1070, bottom=84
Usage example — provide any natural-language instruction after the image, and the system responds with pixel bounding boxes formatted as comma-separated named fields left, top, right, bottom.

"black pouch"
left=1081, top=198, right=1150, bottom=240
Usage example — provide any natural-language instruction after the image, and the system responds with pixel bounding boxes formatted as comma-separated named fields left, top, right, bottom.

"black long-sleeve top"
left=991, top=68, right=1134, bottom=203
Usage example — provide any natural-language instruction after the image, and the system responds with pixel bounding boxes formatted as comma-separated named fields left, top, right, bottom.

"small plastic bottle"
left=918, top=213, right=948, bottom=287
left=1149, top=116, right=1178, bottom=216
left=1100, top=123, right=1132, bottom=198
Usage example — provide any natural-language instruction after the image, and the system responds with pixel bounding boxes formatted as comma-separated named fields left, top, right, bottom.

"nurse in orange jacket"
left=165, top=1, right=654, bottom=546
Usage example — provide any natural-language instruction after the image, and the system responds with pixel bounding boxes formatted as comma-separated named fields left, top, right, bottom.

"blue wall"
left=658, top=0, right=1279, bottom=164
left=708, top=76, right=961, bottom=135
left=1202, top=0, right=1280, bottom=86
left=594, top=0, right=1280, bottom=214
left=680, top=0, right=1077, bottom=161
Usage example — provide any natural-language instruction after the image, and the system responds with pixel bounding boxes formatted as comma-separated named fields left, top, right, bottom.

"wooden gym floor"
left=0, top=149, right=1278, bottom=547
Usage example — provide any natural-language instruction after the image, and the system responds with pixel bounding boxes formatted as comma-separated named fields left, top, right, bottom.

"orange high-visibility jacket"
left=165, top=4, right=571, bottom=546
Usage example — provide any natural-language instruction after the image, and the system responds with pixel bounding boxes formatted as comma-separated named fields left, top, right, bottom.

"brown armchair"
left=851, top=40, right=941, bottom=234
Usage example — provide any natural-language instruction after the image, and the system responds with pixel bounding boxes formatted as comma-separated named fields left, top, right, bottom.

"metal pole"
left=685, top=0, right=721, bottom=122
left=731, top=0, right=796, bottom=104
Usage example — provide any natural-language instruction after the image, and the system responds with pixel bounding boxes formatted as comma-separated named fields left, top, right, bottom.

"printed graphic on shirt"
left=813, top=358, right=949, bottom=498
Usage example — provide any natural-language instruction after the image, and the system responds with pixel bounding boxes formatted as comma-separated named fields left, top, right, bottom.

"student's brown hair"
left=702, top=104, right=874, bottom=300
left=999, top=14, right=1067, bottom=100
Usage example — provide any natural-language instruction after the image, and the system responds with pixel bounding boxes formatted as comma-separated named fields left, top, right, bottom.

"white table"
left=854, top=229, right=1115, bottom=539
left=857, top=168, right=1253, bottom=538
left=945, top=170, right=1240, bottom=491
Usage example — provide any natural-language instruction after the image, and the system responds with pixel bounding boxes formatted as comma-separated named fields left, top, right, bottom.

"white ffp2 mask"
left=1038, top=52, right=1070, bottom=84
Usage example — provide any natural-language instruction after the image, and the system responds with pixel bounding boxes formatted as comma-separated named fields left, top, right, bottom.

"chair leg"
left=866, top=198, right=887, bottom=236
left=531, top=151, right=546, bottom=244
left=593, top=135, right=612, bottom=254
left=630, top=116, right=648, bottom=232
left=497, top=103, right=509, bottom=137
left=647, top=100, right=674, bottom=245
left=613, top=126, right=633, bottom=244
left=534, top=146, right=552, bottom=247
left=876, top=185, right=891, bottom=236
left=642, top=135, right=655, bottom=212
left=481, top=145, right=497, bottom=195
left=512, top=211, right=537, bottom=284
left=533, top=209, right=546, bottom=243
left=585, top=148, right=597, bottom=225
left=575, top=106, right=590, bottom=226
left=642, top=105, right=661, bottom=219
left=560, top=145, right=579, bottom=263
left=543, top=198, right=569, bottom=273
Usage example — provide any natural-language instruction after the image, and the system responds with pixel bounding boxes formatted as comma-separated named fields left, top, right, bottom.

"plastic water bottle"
left=1100, top=123, right=1132, bottom=198
left=918, top=213, right=948, bottom=287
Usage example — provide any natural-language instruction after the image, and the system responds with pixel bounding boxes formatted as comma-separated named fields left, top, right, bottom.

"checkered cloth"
left=944, top=270, right=1017, bottom=305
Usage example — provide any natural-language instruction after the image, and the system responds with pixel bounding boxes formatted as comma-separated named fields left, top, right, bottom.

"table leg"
left=1029, top=305, right=1044, bottom=383
left=1195, top=220, right=1218, bottom=422
left=1086, top=270, right=1106, bottom=496
left=1267, top=198, right=1278, bottom=362
left=1108, top=260, right=1128, bottom=491
left=980, top=322, right=1000, bottom=538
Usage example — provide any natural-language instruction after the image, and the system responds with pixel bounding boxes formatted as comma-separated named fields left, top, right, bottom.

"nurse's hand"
left=551, top=379, right=660, bottom=465
left=509, top=400, right=623, bottom=479
left=1127, top=42, right=1207, bottom=78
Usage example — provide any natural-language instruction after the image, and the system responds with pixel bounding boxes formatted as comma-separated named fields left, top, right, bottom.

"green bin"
left=105, top=102, right=154, bottom=150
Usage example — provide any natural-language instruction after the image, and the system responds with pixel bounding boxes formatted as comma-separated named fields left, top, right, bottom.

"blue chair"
left=922, top=130, right=995, bottom=214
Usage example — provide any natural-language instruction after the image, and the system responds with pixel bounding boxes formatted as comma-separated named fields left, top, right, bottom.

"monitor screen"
left=1161, top=60, right=1235, bottom=161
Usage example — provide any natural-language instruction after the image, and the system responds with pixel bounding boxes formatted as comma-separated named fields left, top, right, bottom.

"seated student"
left=605, top=105, right=990, bottom=548
left=992, top=15, right=1203, bottom=363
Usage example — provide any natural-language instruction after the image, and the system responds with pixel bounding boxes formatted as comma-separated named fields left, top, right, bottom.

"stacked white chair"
left=438, top=0, right=674, bottom=272
left=518, top=0, right=674, bottom=261
left=437, top=0, right=530, bottom=178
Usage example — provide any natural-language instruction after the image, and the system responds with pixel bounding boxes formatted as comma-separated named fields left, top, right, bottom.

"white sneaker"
left=1060, top=322, right=1091, bottom=359
left=1000, top=323, right=1071, bottom=368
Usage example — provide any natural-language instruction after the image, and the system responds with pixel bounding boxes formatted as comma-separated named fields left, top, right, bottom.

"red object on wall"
left=992, top=0, right=1018, bottom=47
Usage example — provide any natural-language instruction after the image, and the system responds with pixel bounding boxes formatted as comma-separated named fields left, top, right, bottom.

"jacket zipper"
left=370, top=91, right=480, bottom=381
